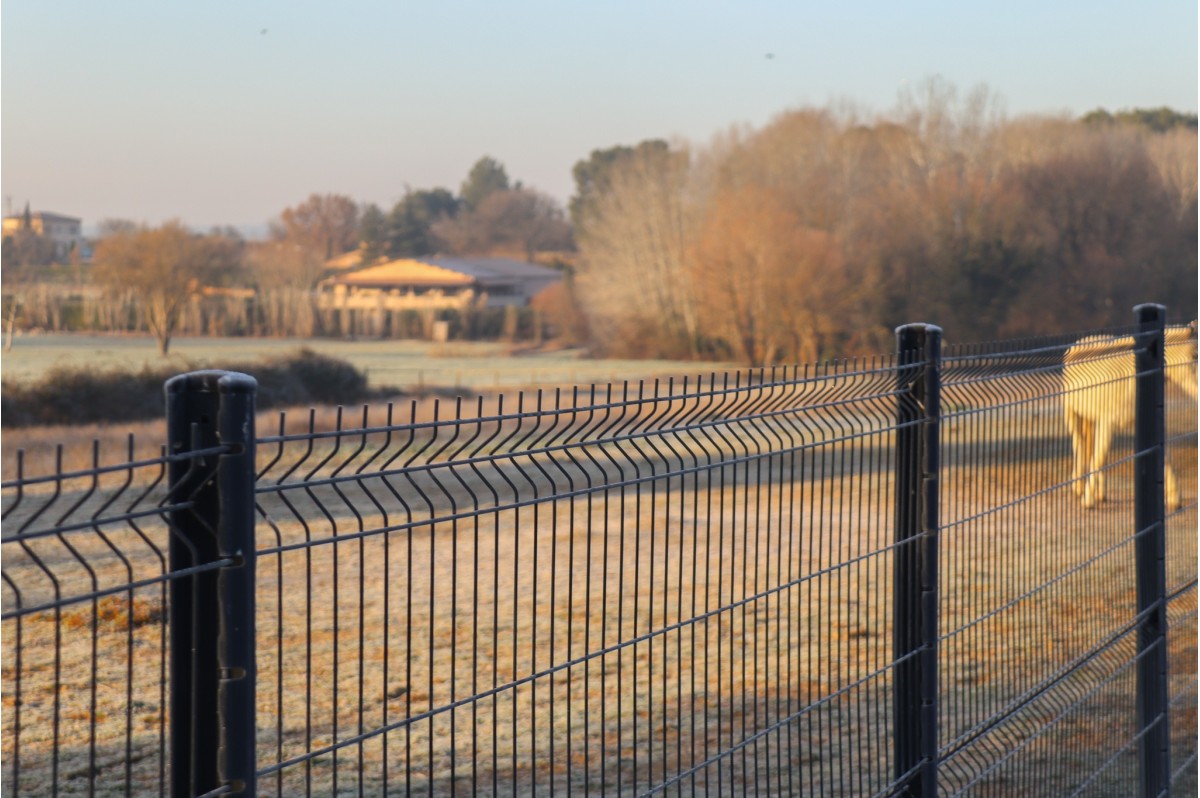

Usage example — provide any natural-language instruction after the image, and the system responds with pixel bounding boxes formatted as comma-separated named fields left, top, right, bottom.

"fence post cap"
left=218, top=372, right=258, bottom=395
left=894, top=323, right=943, bottom=336
left=1133, top=303, right=1166, bottom=322
left=165, top=370, right=257, bottom=397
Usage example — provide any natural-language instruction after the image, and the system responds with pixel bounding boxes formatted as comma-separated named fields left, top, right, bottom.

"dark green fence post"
left=167, top=371, right=257, bottom=797
left=1134, top=304, right=1169, bottom=797
left=894, top=323, right=941, bottom=798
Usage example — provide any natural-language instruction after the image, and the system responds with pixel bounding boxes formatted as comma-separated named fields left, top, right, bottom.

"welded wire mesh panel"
left=935, top=327, right=1186, bottom=796
left=1, top=439, right=224, bottom=797
left=1164, top=326, right=1198, bottom=793
left=251, top=363, right=914, bottom=796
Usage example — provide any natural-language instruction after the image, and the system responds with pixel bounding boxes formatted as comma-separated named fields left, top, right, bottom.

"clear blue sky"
left=3, top=1, right=1196, bottom=234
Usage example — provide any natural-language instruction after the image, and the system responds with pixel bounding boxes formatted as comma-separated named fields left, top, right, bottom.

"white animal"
left=1062, top=323, right=1197, bottom=510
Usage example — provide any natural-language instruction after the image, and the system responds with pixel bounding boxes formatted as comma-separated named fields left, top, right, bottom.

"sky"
left=2, top=1, right=1197, bottom=235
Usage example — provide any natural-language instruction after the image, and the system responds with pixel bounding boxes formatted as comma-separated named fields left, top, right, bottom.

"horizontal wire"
left=1171, top=751, right=1199, bottom=787
left=940, top=605, right=1159, bottom=760
left=1067, top=710, right=1165, bottom=797
left=1167, top=675, right=1198, bottom=710
left=258, top=533, right=915, bottom=777
left=1, top=557, right=235, bottom=620
left=1, top=501, right=193, bottom=544
left=944, top=625, right=1155, bottom=794
left=1166, top=578, right=1198, bottom=604
left=0, top=444, right=228, bottom=490
left=638, top=649, right=921, bottom=796
left=939, top=526, right=1138, bottom=641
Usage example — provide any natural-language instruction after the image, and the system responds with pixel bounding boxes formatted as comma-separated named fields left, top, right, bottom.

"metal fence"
left=2, top=304, right=1196, bottom=796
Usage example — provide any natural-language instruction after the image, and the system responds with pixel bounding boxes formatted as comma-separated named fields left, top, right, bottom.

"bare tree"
left=574, top=143, right=702, bottom=357
left=93, top=221, right=242, bottom=355
left=277, top=193, right=359, bottom=261
left=1145, top=127, right=1199, bottom=224
left=245, top=241, right=324, bottom=337
left=0, top=262, right=37, bottom=351
left=689, top=184, right=847, bottom=365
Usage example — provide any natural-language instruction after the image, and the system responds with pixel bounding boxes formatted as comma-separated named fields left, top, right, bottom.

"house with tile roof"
left=318, top=255, right=562, bottom=312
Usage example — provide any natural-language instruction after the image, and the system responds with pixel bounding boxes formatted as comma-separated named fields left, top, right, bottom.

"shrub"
left=1, top=348, right=387, bottom=428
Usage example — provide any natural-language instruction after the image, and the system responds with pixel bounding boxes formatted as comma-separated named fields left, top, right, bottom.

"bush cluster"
left=1, top=348, right=386, bottom=427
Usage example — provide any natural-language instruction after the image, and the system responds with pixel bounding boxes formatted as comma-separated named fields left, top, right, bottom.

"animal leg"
left=1166, top=462, right=1181, bottom=512
left=1084, top=421, right=1112, bottom=508
left=1066, top=410, right=1087, bottom=496
left=1083, top=420, right=1095, bottom=496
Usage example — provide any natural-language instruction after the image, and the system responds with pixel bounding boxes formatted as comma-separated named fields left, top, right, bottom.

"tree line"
left=3, top=157, right=576, bottom=354
left=574, top=88, right=1197, bottom=363
left=3, top=87, right=1196, bottom=363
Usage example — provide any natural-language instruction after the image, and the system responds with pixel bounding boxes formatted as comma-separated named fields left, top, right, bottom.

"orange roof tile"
left=330, top=259, right=475, bottom=288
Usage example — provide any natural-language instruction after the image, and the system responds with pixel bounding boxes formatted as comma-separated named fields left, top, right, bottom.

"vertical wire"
left=776, top=369, right=789, bottom=796
left=428, top=400, right=439, bottom=793
left=275, top=415, right=286, bottom=798
left=700, top=372, right=710, bottom=792
left=332, top=407, right=343, bottom=797
left=817, top=365, right=831, bottom=794
left=450, top=397, right=462, bottom=797
left=563, top=387, right=577, bottom=796
left=599, top=383, right=612, bottom=796
left=655, top=376, right=667, bottom=791
left=840, top=364, right=849, bottom=792
left=631, top=380, right=643, bottom=793
left=405, top=402, right=416, bottom=797
left=785, top=366, right=800, bottom=797
left=470, top=397, right=483, bottom=797
left=751, top=369, right=764, bottom=794
left=53, top=447, right=64, bottom=794
left=530, top=389, right=541, bottom=794
left=357, top=407, right=368, bottom=798
left=302, top=410, right=315, bottom=796
left=616, top=377, right=631, bottom=797
left=580, top=385, right=596, bottom=795
left=548, top=388, right=560, bottom=795
left=848, top=365, right=862, bottom=798
left=734, top=372, right=744, bottom=792
left=490, top=396, right=503, bottom=798
left=717, top=372, right=728, bottom=792
left=803, top=369, right=816, bottom=795
left=153, top=446, right=170, bottom=798
left=513, top=391, right=524, bottom=798
left=683, top=375, right=697, bottom=791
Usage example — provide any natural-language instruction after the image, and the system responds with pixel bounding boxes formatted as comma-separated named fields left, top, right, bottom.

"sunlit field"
left=0, top=333, right=733, bottom=393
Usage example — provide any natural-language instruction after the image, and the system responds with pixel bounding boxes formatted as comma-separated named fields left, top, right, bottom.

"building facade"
left=318, top=256, right=562, bottom=312
left=2, top=211, right=85, bottom=260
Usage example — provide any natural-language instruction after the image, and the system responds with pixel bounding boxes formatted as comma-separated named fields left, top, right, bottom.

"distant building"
left=318, top=256, right=562, bottom=312
left=2, top=210, right=85, bottom=261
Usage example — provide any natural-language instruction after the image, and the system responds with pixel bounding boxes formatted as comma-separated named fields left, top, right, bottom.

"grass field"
left=0, top=333, right=734, bottom=394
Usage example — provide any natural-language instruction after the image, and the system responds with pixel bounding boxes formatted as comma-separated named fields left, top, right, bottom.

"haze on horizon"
left=2, top=0, right=1196, bottom=234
